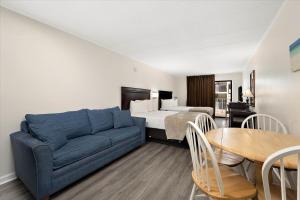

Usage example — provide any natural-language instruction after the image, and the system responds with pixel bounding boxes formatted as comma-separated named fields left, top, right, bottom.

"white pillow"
left=134, top=99, right=153, bottom=112
left=146, top=100, right=154, bottom=112
left=161, top=99, right=178, bottom=108
left=130, top=100, right=148, bottom=113
left=161, top=99, right=170, bottom=109
left=171, top=99, right=178, bottom=107
left=161, top=99, right=169, bottom=109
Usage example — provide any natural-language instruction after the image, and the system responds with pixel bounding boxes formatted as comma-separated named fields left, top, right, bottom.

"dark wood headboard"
left=121, top=87, right=151, bottom=110
left=158, top=90, right=173, bottom=109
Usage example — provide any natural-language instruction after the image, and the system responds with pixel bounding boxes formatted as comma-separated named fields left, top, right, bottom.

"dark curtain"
left=187, top=75, right=215, bottom=109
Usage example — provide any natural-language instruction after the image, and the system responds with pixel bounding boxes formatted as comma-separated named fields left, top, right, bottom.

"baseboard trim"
left=0, top=173, right=17, bottom=185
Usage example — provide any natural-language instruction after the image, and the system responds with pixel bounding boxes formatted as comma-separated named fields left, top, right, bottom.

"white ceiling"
left=0, top=0, right=283, bottom=75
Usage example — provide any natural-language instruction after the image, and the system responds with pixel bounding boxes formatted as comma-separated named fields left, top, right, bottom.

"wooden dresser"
left=228, top=102, right=256, bottom=127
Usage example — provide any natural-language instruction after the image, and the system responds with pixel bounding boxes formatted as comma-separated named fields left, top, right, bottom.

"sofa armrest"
left=132, top=117, right=146, bottom=144
left=10, top=131, right=53, bottom=200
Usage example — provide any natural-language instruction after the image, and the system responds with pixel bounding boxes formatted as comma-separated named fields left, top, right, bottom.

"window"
left=215, top=80, right=232, bottom=117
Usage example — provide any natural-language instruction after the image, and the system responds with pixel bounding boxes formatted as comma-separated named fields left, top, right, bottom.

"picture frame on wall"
left=250, top=70, right=255, bottom=107
left=290, top=38, right=300, bottom=72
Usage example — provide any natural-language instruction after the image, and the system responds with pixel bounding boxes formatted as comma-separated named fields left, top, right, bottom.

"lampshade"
left=243, top=89, right=254, bottom=98
left=151, top=90, right=159, bottom=98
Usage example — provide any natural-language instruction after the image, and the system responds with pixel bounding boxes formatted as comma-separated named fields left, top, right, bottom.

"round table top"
left=206, top=128, right=300, bottom=169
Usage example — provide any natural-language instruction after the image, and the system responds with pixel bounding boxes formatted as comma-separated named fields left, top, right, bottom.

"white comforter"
left=132, top=110, right=178, bottom=129
left=160, top=106, right=191, bottom=111
left=160, top=106, right=214, bottom=116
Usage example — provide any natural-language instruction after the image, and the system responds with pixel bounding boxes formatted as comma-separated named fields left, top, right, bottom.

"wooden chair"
left=262, top=146, right=299, bottom=200
left=195, top=113, right=246, bottom=173
left=186, top=121, right=257, bottom=200
left=241, top=114, right=291, bottom=187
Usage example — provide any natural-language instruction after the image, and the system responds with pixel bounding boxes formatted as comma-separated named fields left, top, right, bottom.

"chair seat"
left=265, top=184, right=296, bottom=200
left=214, top=149, right=245, bottom=167
left=192, top=165, right=257, bottom=199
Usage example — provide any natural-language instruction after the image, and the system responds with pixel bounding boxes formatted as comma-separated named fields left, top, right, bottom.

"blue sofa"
left=10, top=107, right=145, bottom=200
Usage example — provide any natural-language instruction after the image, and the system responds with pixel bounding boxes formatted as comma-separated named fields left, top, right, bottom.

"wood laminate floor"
left=0, top=142, right=201, bottom=200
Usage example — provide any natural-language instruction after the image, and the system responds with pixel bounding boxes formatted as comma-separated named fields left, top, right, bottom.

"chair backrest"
left=241, top=114, right=287, bottom=134
left=262, top=146, right=300, bottom=200
left=195, top=113, right=218, bottom=134
left=186, top=121, right=224, bottom=196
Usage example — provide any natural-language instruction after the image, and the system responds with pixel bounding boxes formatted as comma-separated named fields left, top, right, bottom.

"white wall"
left=215, top=72, right=243, bottom=102
left=0, top=7, right=178, bottom=179
left=243, top=0, right=300, bottom=135
left=174, top=76, right=187, bottom=106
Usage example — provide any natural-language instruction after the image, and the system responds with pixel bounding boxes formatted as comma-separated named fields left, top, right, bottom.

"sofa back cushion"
left=20, top=121, right=30, bottom=133
left=113, top=110, right=134, bottom=129
left=25, top=109, right=91, bottom=139
left=29, top=122, right=68, bottom=151
left=87, top=106, right=120, bottom=133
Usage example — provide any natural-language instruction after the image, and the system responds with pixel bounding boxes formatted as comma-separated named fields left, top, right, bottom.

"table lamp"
left=243, top=89, right=253, bottom=105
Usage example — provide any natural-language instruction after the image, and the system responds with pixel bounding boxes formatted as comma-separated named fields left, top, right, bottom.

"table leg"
left=255, top=162, right=273, bottom=200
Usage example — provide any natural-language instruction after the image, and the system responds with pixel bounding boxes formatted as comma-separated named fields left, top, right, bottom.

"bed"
left=158, top=90, right=214, bottom=116
left=121, top=87, right=166, bottom=141
left=121, top=87, right=189, bottom=144
left=132, top=110, right=178, bottom=130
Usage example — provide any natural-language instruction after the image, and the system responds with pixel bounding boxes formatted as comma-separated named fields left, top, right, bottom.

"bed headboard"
left=121, top=87, right=151, bottom=110
left=158, top=90, right=173, bottom=109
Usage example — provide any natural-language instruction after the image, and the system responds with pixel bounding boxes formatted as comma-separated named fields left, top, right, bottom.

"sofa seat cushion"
left=96, top=126, right=140, bottom=145
left=53, top=135, right=111, bottom=169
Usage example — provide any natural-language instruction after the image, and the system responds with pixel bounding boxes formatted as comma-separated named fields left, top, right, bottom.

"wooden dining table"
left=206, top=128, right=300, bottom=200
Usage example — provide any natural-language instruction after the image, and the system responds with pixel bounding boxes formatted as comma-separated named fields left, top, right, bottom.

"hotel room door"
left=215, top=80, right=232, bottom=117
